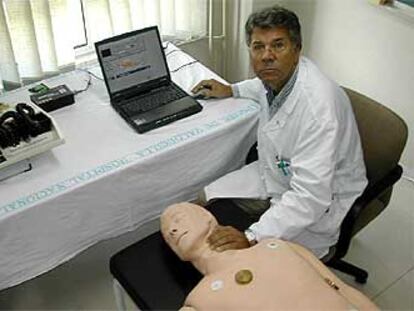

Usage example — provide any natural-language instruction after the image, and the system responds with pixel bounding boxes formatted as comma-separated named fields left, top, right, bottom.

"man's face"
left=161, top=204, right=215, bottom=261
left=249, top=27, right=300, bottom=91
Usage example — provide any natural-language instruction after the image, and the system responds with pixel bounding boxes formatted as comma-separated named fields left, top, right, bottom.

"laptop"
left=95, top=26, right=203, bottom=133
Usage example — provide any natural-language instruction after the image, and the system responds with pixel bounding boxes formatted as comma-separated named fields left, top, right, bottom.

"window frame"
left=72, top=0, right=88, bottom=49
left=374, top=0, right=414, bottom=20
left=395, top=0, right=414, bottom=8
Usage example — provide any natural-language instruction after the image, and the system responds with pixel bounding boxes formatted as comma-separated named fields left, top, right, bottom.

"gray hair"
left=245, top=5, right=302, bottom=49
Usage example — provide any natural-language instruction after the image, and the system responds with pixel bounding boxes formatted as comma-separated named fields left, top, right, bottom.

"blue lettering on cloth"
left=0, top=103, right=259, bottom=217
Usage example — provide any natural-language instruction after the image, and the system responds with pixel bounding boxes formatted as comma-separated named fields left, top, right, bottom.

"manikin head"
left=161, top=203, right=218, bottom=262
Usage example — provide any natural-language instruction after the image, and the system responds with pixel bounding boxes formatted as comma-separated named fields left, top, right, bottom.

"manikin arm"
left=288, top=242, right=378, bottom=311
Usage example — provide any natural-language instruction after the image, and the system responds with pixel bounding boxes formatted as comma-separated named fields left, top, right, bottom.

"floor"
left=0, top=178, right=413, bottom=310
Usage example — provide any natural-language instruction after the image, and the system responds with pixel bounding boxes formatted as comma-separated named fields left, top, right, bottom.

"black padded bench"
left=110, top=200, right=254, bottom=310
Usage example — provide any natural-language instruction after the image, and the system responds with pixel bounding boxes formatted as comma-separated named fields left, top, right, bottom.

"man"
left=192, top=6, right=367, bottom=259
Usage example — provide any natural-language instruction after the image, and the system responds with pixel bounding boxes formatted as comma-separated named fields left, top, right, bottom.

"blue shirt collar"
left=263, top=64, right=299, bottom=117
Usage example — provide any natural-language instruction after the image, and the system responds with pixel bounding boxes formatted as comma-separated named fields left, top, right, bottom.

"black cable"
left=73, top=68, right=105, bottom=95
left=0, top=126, right=9, bottom=148
left=85, top=69, right=103, bottom=81
left=1, top=121, right=19, bottom=147
left=77, top=68, right=103, bottom=81
left=73, top=73, right=92, bottom=95
left=165, top=49, right=182, bottom=57
left=170, top=60, right=199, bottom=73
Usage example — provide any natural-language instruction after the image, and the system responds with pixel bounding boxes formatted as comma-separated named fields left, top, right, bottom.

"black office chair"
left=322, top=88, right=408, bottom=283
left=110, top=200, right=253, bottom=310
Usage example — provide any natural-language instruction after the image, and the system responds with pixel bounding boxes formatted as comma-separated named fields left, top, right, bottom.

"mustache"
left=259, top=67, right=279, bottom=72
left=260, top=61, right=278, bottom=69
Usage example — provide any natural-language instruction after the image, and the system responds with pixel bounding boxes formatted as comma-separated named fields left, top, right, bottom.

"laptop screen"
left=96, top=27, right=169, bottom=95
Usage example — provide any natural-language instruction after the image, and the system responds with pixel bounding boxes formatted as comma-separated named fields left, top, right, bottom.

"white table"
left=0, top=45, right=260, bottom=290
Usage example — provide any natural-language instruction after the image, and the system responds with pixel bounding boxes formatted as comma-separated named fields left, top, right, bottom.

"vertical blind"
left=0, top=0, right=208, bottom=92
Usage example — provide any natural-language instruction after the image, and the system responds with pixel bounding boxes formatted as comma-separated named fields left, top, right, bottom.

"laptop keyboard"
left=122, top=86, right=187, bottom=116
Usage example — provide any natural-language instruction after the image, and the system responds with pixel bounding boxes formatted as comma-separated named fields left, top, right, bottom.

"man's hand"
left=191, top=79, right=233, bottom=99
left=207, top=225, right=250, bottom=252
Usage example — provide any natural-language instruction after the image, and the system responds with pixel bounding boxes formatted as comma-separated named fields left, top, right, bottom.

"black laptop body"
left=95, top=26, right=202, bottom=133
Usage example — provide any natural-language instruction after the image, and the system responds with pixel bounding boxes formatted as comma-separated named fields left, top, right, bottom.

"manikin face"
left=161, top=203, right=217, bottom=261
left=249, top=27, right=301, bottom=92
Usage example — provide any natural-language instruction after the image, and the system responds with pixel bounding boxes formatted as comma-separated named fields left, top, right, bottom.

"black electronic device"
left=30, top=85, right=75, bottom=112
left=192, top=93, right=215, bottom=100
left=0, top=103, right=52, bottom=149
left=0, top=101, right=65, bottom=173
left=94, top=26, right=202, bottom=134
left=191, top=85, right=213, bottom=100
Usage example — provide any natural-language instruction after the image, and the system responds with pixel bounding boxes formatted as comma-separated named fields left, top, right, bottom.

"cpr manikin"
left=161, top=203, right=378, bottom=311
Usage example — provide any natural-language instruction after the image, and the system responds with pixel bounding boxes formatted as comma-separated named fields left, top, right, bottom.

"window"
left=75, top=0, right=208, bottom=50
left=0, top=0, right=208, bottom=91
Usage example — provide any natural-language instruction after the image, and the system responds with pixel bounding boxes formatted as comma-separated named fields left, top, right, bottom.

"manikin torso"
left=161, top=203, right=378, bottom=311
left=185, top=239, right=375, bottom=310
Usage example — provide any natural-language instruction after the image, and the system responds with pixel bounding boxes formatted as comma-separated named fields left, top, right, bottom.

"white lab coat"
left=205, top=57, right=368, bottom=258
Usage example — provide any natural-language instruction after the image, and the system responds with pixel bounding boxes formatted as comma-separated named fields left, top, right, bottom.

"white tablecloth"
left=0, top=45, right=260, bottom=290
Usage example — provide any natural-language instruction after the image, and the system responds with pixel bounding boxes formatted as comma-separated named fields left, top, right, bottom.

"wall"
left=304, top=0, right=414, bottom=175
left=225, top=0, right=414, bottom=175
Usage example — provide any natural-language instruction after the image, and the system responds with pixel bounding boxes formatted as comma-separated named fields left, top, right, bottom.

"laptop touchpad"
left=133, top=97, right=199, bottom=123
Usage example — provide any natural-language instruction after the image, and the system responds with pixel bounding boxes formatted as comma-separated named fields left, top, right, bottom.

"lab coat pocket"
left=267, top=154, right=292, bottom=190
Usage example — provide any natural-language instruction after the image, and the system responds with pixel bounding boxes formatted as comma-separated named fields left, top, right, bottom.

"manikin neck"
left=191, top=238, right=239, bottom=275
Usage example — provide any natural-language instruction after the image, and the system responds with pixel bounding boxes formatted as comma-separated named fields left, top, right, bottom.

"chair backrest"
left=343, top=88, right=408, bottom=184
left=331, top=88, right=408, bottom=260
